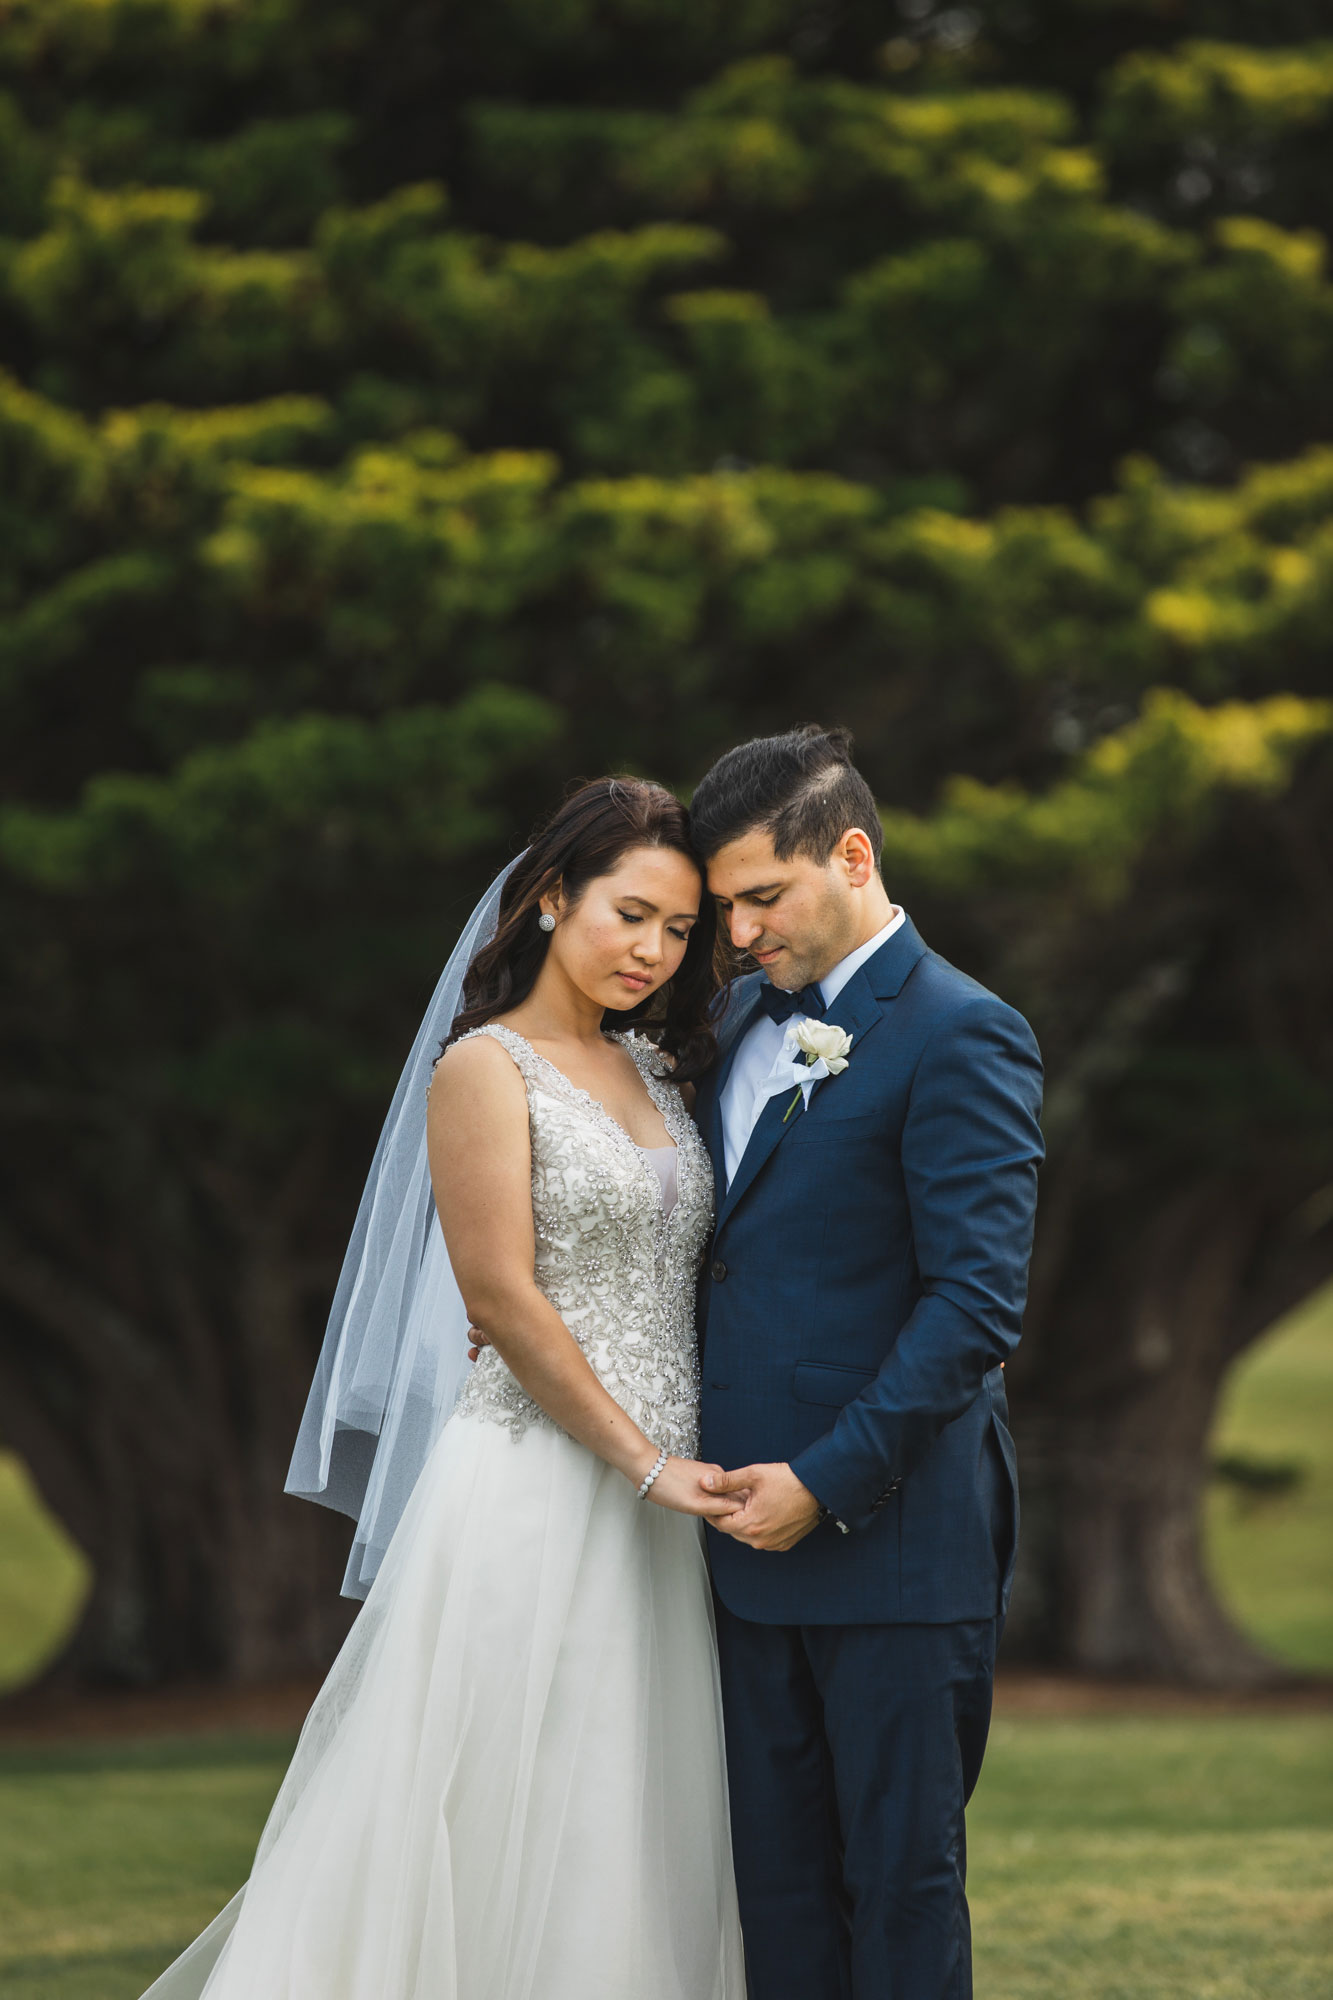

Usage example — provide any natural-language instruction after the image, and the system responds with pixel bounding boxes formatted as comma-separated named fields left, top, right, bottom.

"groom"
left=690, top=725, right=1044, bottom=2000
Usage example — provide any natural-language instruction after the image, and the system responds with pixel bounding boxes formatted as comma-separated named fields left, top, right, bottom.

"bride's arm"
left=428, top=1035, right=738, bottom=1521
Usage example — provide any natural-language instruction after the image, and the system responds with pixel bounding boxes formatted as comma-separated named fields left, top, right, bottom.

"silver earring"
left=538, top=912, right=556, bottom=933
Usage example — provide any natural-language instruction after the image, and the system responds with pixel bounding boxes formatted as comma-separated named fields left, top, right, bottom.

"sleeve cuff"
left=791, top=1443, right=902, bottom=1536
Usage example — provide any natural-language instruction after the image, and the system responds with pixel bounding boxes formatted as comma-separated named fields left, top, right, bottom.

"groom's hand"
left=702, top=1462, right=822, bottom=1551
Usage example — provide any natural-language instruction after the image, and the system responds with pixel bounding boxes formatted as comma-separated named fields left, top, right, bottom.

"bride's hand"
left=646, top=1458, right=751, bottom=1520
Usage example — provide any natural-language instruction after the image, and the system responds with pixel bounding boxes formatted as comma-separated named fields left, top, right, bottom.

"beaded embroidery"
left=444, top=1024, right=713, bottom=1458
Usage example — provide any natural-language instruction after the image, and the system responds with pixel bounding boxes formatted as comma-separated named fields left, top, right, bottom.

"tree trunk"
left=1007, top=1418, right=1279, bottom=1687
left=0, top=1136, right=359, bottom=1689
left=39, top=1451, right=356, bottom=1691
left=1003, top=1172, right=1329, bottom=1686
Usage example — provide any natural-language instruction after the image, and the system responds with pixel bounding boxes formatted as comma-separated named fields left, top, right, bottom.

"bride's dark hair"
left=446, top=777, right=719, bottom=1081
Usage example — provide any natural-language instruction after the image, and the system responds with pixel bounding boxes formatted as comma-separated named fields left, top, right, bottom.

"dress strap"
left=618, top=1031, right=670, bottom=1082
left=618, top=1033, right=683, bottom=1131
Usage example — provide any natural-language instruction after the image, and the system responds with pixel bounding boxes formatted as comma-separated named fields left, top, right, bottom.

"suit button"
left=710, top=1259, right=728, bottom=1281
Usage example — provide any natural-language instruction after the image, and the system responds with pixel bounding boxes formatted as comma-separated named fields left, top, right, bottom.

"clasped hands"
left=465, top=1327, right=822, bottom=1552
left=697, top=1459, right=824, bottom=1552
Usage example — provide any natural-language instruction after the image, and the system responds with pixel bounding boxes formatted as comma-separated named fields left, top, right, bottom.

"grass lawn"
left=0, top=1714, right=1329, bottom=1999
left=969, top=1715, right=1333, bottom=1999
left=0, top=1734, right=275, bottom=2000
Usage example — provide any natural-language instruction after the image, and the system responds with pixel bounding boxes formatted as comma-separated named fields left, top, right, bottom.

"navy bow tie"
left=757, top=980, right=826, bottom=1025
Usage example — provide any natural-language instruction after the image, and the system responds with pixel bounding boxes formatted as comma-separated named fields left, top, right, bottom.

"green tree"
left=0, top=0, right=1329, bottom=1685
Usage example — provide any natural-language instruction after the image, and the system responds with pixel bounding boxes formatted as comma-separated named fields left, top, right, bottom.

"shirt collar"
left=818, top=908, right=906, bottom=1009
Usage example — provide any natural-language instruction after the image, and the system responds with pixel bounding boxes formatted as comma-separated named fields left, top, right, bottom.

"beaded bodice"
left=448, top=1024, right=714, bottom=1458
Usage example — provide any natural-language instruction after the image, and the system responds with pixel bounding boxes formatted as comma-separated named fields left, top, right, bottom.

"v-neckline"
left=498, top=1025, right=678, bottom=1156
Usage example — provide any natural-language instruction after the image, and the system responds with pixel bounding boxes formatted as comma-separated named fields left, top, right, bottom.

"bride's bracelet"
left=635, top=1447, right=669, bottom=1499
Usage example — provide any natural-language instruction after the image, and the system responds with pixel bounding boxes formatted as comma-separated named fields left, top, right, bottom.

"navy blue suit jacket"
left=695, top=917, right=1044, bottom=1626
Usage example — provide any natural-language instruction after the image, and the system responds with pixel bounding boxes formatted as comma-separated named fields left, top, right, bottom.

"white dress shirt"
left=719, top=909, right=906, bottom=1186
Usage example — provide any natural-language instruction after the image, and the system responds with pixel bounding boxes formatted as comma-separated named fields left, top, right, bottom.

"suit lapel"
left=714, top=1083, right=793, bottom=1230
left=714, top=917, right=928, bottom=1235
left=702, top=980, right=763, bottom=1221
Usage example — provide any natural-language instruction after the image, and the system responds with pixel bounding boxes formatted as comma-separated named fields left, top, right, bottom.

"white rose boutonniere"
left=782, top=1017, right=854, bottom=1122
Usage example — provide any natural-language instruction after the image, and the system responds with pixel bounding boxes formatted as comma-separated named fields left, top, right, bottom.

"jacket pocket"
left=787, top=1107, right=885, bottom=1141
left=792, top=1360, right=877, bottom=1408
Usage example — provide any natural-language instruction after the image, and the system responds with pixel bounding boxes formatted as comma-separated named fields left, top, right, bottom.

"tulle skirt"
left=141, top=1412, right=747, bottom=1999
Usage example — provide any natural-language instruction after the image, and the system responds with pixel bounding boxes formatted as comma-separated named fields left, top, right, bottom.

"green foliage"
left=884, top=690, right=1332, bottom=905
left=0, top=3, right=1324, bottom=1121
left=1100, top=39, right=1333, bottom=160
left=4, top=686, right=557, bottom=895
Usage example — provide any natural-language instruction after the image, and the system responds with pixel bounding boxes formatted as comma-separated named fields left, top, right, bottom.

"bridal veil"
left=284, top=856, right=520, bottom=1596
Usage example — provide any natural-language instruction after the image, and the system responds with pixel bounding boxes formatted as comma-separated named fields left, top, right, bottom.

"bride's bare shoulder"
left=428, top=1029, right=528, bottom=1110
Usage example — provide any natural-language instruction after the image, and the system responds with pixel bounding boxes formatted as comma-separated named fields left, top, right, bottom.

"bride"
left=142, top=776, right=748, bottom=1999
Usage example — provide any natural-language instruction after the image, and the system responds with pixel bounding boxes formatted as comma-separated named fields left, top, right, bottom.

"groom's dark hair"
left=689, top=725, right=883, bottom=869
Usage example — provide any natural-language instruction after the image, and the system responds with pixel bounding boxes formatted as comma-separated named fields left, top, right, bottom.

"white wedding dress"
left=143, top=1025, right=746, bottom=2000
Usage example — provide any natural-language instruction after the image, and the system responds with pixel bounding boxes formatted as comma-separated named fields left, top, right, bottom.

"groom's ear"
left=837, top=828, right=877, bottom=888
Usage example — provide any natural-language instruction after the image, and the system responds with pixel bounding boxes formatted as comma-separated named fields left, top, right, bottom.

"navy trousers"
left=714, top=1602, right=999, bottom=2000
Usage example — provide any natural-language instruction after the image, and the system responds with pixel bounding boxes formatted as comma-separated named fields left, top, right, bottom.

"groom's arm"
left=787, top=994, right=1044, bottom=1533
